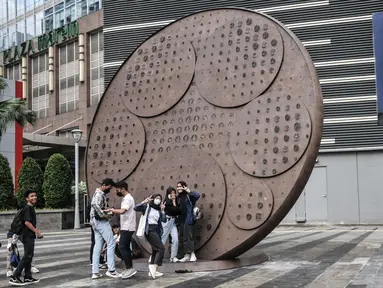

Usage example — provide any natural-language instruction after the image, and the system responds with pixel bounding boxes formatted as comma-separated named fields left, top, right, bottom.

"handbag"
left=10, top=244, right=20, bottom=268
left=136, top=205, right=149, bottom=238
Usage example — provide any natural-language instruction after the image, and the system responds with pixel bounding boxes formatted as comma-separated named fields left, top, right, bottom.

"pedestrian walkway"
left=0, top=226, right=382, bottom=287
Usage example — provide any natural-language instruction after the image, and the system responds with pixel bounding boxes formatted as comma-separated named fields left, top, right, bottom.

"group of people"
left=89, top=178, right=200, bottom=280
left=3, top=178, right=200, bottom=286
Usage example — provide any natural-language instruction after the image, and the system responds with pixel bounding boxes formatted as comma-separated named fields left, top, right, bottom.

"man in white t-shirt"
left=105, top=181, right=136, bottom=279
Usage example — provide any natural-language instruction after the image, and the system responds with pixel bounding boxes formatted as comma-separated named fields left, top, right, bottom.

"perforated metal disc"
left=121, top=35, right=196, bottom=117
left=194, top=12, right=283, bottom=107
left=87, top=93, right=145, bottom=183
left=227, top=180, right=274, bottom=230
left=136, top=147, right=226, bottom=250
left=229, top=95, right=312, bottom=177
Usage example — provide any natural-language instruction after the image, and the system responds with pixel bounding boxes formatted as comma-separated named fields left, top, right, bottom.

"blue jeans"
left=91, top=219, right=115, bottom=274
left=161, top=218, right=178, bottom=259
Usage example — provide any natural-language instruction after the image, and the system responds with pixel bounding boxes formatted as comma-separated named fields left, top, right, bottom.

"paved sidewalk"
left=0, top=226, right=382, bottom=287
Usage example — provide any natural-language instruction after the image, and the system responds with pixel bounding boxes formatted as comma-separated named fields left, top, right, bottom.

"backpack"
left=10, top=208, right=25, bottom=235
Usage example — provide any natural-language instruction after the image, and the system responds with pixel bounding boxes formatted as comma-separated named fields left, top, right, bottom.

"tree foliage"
left=17, top=157, right=44, bottom=208
left=0, top=77, right=37, bottom=141
left=43, top=153, right=73, bottom=208
left=0, top=153, right=14, bottom=210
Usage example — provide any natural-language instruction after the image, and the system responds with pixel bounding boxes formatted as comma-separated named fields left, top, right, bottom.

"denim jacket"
left=134, top=203, right=167, bottom=236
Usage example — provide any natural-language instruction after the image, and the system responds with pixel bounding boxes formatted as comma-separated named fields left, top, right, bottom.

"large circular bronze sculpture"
left=86, top=8, right=323, bottom=260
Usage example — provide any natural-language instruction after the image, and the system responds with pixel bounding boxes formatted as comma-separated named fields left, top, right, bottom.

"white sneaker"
left=190, top=252, right=197, bottom=262
left=148, top=271, right=163, bottom=277
left=179, top=254, right=191, bottom=262
left=172, top=257, right=180, bottom=263
left=31, top=267, right=40, bottom=273
left=106, top=271, right=121, bottom=278
left=121, top=268, right=137, bottom=279
left=148, top=265, right=157, bottom=279
left=6, top=270, right=13, bottom=277
left=148, top=256, right=152, bottom=263
left=92, top=273, right=103, bottom=280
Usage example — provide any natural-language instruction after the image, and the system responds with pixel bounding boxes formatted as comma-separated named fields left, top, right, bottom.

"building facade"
left=0, top=0, right=104, bottom=178
left=102, top=0, right=383, bottom=224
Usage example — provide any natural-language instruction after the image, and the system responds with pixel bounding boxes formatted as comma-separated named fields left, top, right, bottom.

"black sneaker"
left=24, top=278, right=40, bottom=284
left=9, top=276, right=26, bottom=286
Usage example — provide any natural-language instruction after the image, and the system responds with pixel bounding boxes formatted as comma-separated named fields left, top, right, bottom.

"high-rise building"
left=0, top=0, right=103, bottom=178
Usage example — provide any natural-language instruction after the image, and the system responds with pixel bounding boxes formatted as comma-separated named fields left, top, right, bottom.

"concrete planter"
left=0, top=209, right=76, bottom=231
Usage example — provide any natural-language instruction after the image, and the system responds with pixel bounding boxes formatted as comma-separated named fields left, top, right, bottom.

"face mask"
left=103, top=188, right=111, bottom=194
left=117, top=191, right=123, bottom=197
left=154, top=198, right=161, bottom=205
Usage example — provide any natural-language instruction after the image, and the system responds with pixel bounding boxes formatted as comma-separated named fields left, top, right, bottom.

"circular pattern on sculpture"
left=136, top=147, right=226, bottom=250
left=228, top=180, right=274, bottom=230
left=87, top=105, right=145, bottom=183
left=229, top=95, right=312, bottom=177
left=121, top=34, right=196, bottom=117
left=194, top=14, right=283, bottom=107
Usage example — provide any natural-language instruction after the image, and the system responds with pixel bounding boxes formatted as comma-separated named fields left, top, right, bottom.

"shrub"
left=71, top=181, right=87, bottom=196
left=16, top=157, right=44, bottom=208
left=0, top=153, right=14, bottom=210
left=43, top=153, right=73, bottom=208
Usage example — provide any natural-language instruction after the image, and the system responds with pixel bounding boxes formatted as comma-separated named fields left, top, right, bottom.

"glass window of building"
left=17, top=0, right=25, bottom=16
left=66, top=3, right=75, bottom=23
left=44, top=7, right=53, bottom=32
left=0, top=0, right=6, bottom=24
left=26, top=15, right=34, bottom=40
left=9, top=24, right=16, bottom=46
left=88, top=0, right=100, bottom=12
left=6, top=63, right=21, bottom=80
left=8, top=0, right=16, bottom=20
left=26, top=0, right=34, bottom=11
left=1, top=31, right=8, bottom=51
left=55, top=2, right=65, bottom=28
left=32, top=53, right=49, bottom=119
left=89, top=31, right=103, bottom=106
left=34, top=0, right=43, bottom=7
left=35, top=11, right=44, bottom=36
left=17, top=20, right=25, bottom=44
left=76, top=0, right=87, bottom=18
left=59, top=42, right=79, bottom=113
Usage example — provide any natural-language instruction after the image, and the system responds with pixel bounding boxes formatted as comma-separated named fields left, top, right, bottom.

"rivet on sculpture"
left=86, top=8, right=323, bottom=260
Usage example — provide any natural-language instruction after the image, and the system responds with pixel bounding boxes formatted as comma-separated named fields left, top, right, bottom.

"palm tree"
left=0, top=77, right=36, bottom=141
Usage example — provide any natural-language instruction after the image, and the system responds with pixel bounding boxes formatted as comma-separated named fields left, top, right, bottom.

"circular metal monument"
left=86, top=8, right=323, bottom=260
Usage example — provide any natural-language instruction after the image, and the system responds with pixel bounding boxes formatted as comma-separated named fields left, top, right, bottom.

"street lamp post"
left=71, top=129, right=83, bottom=229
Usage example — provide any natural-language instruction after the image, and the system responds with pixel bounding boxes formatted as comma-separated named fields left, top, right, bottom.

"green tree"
left=43, top=153, right=73, bottom=208
left=0, top=153, right=14, bottom=210
left=16, top=157, right=44, bottom=208
left=0, top=77, right=37, bottom=141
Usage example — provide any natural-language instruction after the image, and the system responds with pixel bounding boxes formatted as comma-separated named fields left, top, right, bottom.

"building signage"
left=373, top=13, right=383, bottom=125
left=3, top=21, right=79, bottom=65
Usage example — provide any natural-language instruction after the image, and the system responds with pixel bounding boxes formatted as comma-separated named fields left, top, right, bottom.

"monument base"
left=118, top=251, right=269, bottom=273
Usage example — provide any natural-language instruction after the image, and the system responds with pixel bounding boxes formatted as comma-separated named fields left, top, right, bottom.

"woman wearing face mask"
left=161, top=187, right=181, bottom=263
left=134, top=194, right=166, bottom=279
left=175, top=181, right=200, bottom=263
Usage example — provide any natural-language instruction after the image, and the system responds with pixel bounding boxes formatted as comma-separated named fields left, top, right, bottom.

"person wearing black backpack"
left=9, top=190, right=43, bottom=286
